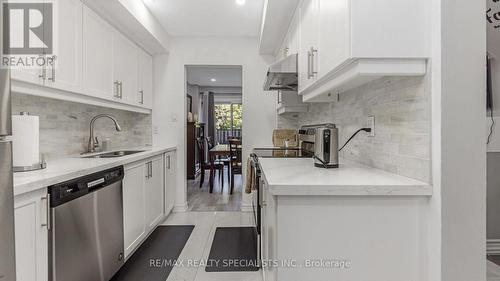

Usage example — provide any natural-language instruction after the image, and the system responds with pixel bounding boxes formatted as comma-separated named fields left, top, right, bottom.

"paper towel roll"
left=12, top=113, right=40, bottom=167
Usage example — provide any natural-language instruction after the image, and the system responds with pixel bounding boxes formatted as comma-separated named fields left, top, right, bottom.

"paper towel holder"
left=13, top=111, right=47, bottom=173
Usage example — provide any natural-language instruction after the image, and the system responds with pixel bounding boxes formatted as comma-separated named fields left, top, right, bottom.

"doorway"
left=185, top=65, right=243, bottom=211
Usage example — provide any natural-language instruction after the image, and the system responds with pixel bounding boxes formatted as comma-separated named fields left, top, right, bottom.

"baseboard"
left=173, top=203, right=188, bottom=213
left=488, top=239, right=500, bottom=255
left=240, top=203, right=253, bottom=212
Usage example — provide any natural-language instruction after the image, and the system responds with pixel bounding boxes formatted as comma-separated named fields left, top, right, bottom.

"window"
left=214, top=103, right=242, bottom=143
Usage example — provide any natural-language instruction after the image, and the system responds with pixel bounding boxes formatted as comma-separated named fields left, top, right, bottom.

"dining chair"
left=228, top=139, right=242, bottom=194
left=207, top=136, right=230, bottom=179
left=196, top=138, right=224, bottom=189
left=206, top=136, right=215, bottom=149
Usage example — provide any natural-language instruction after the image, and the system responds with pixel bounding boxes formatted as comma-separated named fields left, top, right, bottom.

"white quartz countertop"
left=13, top=146, right=177, bottom=196
left=258, top=158, right=432, bottom=196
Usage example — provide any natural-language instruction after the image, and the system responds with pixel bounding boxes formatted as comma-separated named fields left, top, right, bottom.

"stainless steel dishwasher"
left=48, top=166, right=125, bottom=281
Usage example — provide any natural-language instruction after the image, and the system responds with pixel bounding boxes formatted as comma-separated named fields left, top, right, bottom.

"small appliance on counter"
left=12, top=112, right=46, bottom=172
left=299, top=123, right=339, bottom=168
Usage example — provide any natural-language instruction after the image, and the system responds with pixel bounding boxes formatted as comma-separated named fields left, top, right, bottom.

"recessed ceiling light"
left=236, top=0, right=246, bottom=6
left=211, top=78, right=217, bottom=82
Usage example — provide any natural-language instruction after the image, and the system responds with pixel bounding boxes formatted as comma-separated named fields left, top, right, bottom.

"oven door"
left=252, top=181, right=260, bottom=231
left=251, top=157, right=262, bottom=266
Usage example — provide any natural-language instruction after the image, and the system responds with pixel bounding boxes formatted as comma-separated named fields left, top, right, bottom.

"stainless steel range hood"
left=263, top=54, right=298, bottom=91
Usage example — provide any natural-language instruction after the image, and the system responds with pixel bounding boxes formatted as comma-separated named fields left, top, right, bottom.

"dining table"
left=208, top=143, right=241, bottom=193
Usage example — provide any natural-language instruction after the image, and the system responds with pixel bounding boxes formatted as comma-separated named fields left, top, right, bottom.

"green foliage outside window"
left=215, top=104, right=242, bottom=130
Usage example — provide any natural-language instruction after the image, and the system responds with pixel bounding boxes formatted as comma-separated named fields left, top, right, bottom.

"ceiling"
left=143, top=0, right=265, bottom=37
left=186, top=66, right=242, bottom=87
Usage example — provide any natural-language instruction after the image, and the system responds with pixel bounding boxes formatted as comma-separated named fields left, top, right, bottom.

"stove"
left=252, top=148, right=313, bottom=158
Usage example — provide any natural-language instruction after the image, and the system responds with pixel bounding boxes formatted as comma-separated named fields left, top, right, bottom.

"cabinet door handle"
left=114, top=81, right=120, bottom=98
left=306, top=50, right=311, bottom=79
left=150, top=161, right=153, bottom=178
left=39, top=64, right=46, bottom=80
left=48, top=55, right=56, bottom=82
left=41, top=194, right=50, bottom=230
left=167, top=155, right=171, bottom=169
left=310, top=47, right=318, bottom=78
left=119, top=82, right=123, bottom=99
left=138, top=90, right=144, bottom=104
left=145, top=162, right=150, bottom=179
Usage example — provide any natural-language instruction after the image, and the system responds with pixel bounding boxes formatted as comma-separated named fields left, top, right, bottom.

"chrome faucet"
left=87, top=114, right=122, bottom=153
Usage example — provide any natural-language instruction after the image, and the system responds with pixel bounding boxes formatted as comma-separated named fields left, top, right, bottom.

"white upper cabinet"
left=297, top=0, right=428, bottom=102
left=46, top=0, right=83, bottom=93
left=113, top=32, right=138, bottom=105
left=138, top=49, right=153, bottom=109
left=275, top=10, right=307, bottom=115
left=10, top=62, right=44, bottom=86
left=287, top=13, right=300, bottom=56
left=82, top=5, right=114, bottom=99
left=10, top=0, right=51, bottom=85
left=298, top=0, right=319, bottom=93
left=317, top=0, right=350, bottom=77
left=10, top=2, right=155, bottom=113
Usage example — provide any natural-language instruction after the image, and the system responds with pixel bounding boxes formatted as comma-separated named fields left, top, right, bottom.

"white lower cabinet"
left=122, top=161, right=147, bottom=259
left=12, top=151, right=176, bottom=279
left=145, top=156, right=165, bottom=229
left=14, top=188, right=48, bottom=281
left=164, top=151, right=176, bottom=215
left=123, top=152, right=175, bottom=259
left=261, top=179, right=277, bottom=281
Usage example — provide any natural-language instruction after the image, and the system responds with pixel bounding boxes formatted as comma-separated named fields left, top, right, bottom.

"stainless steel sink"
left=82, top=150, right=146, bottom=159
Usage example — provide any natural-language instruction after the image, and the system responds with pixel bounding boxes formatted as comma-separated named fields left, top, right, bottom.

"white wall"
left=433, top=0, right=487, bottom=280
left=153, top=37, right=276, bottom=211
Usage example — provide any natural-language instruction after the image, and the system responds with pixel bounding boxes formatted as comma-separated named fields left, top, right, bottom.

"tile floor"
left=163, top=211, right=262, bottom=281
left=187, top=168, right=243, bottom=212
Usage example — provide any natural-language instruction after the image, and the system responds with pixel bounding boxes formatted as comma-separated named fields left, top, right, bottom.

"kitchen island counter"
left=258, top=157, right=432, bottom=196
left=258, top=158, right=431, bottom=281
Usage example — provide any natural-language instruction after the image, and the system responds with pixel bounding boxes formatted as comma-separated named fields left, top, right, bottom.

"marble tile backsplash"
left=12, top=93, right=152, bottom=159
left=278, top=77, right=431, bottom=183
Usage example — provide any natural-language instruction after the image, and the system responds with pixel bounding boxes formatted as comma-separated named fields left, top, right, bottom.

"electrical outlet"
left=367, top=116, right=375, bottom=137
left=153, top=126, right=159, bottom=135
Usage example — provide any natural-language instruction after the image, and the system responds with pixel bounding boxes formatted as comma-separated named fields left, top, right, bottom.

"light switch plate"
left=171, top=114, right=178, bottom=122
left=367, top=116, right=375, bottom=137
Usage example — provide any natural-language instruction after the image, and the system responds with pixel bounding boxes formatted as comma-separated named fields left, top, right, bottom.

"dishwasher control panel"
left=48, top=166, right=124, bottom=207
